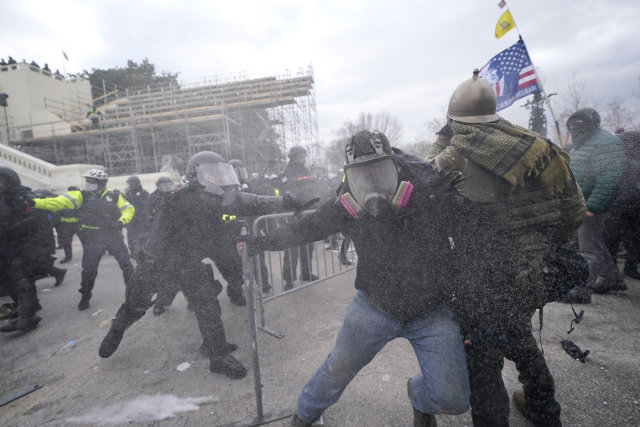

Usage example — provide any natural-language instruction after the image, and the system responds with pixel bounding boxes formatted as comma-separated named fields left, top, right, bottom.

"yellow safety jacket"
left=34, top=189, right=134, bottom=230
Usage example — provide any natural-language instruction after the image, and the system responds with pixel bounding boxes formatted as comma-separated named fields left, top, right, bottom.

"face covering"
left=341, top=181, right=414, bottom=219
left=344, top=157, right=399, bottom=216
left=86, top=182, right=99, bottom=192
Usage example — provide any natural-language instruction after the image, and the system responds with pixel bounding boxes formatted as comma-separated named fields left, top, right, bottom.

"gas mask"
left=341, top=131, right=413, bottom=218
left=195, top=161, right=241, bottom=196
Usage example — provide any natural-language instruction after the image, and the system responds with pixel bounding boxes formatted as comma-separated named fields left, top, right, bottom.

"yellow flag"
left=495, top=10, right=515, bottom=39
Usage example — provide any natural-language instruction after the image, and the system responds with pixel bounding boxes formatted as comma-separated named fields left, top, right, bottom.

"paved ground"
left=1, top=235, right=639, bottom=427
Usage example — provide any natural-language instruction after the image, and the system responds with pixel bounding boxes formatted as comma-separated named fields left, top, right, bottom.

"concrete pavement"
left=1, top=235, right=639, bottom=426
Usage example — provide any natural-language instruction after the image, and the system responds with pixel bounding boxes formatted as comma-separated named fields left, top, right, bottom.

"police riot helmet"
left=156, top=176, right=175, bottom=193
left=447, top=69, right=500, bottom=124
left=228, top=159, right=248, bottom=182
left=0, top=166, right=21, bottom=194
left=288, top=146, right=307, bottom=162
left=126, top=175, right=142, bottom=191
left=343, top=130, right=398, bottom=216
left=185, top=151, right=240, bottom=194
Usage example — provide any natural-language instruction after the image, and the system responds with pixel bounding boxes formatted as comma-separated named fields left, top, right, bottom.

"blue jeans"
left=297, top=290, right=470, bottom=422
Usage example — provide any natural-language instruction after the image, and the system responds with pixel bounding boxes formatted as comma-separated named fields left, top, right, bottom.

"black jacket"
left=254, top=149, right=517, bottom=325
left=125, top=189, right=152, bottom=232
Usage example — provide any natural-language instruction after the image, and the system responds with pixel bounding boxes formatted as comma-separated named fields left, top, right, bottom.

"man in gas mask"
left=98, top=151, right=301, bottom=380
left=238, top=131, right=515, bottom=426
left=31, top=169, right=135, bottom=310
left=0, top=167, right=52, bottom=332
left=124, top=176, right=152, bottom=253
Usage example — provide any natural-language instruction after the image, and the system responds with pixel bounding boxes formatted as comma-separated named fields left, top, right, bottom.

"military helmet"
left=228, top=159, right=248, bottom=181
left=288, top=145, right=307, bottom=159
left=447, top=69, right=500, bottom=124
left=228, top=159, right=244, bottom=168
left=82, top=169, right=108, bottom=181
left=126, top=176, right=141, bottom=184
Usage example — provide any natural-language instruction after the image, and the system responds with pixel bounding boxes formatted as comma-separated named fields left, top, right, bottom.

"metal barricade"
left=252, top=211, right=357, bottom=338
left=222, top=211, right=356, bottom=426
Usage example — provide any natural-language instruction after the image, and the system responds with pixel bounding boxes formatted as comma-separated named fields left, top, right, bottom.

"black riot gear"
left=229, top=159, right=248, bottom=182
left=185, top=151, right=240, bottom=194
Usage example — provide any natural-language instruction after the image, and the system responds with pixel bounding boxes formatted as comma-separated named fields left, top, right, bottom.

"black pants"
left=604, top=209, right=640, bottom=269
left=78, top=230, right=134, bottom=296
left=282, top=243, right=314, bottom=283
left=57, top=222, right=79, bottom=259
left=155, top=241, right=245, bottom=308
left=0, top=256, right=39, bottom=319
left=467, top=330, right=561, bottom=427
left=115, top=260, right=230, bottom=355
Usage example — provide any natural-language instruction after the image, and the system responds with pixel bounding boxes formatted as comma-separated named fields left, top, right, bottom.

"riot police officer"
left=98, top=151, right=301, bottom=379
left=32, top=169, right=135, bottom=310
left=0, top=167, right=52, bottom=332
left=124, top=175, right=152, bottom=252
left=280, top=146, right=319, bottom=290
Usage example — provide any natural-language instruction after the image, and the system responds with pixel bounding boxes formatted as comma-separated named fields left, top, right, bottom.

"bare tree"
left=602, top=96, right=636, bottom=133
left=556, top=74, right=600, bottom=140
left=325, top=111, right=404, bottom=171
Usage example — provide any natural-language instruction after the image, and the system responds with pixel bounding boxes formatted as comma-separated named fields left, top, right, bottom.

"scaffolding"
left=8, top=66, right=319, bottom=176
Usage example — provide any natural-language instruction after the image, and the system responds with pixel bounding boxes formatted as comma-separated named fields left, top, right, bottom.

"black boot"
left=99, top=315, right=136, bottom=358
left=228, top=294, right=247, bottom=306
left=209, top=354, right=247, bottom=379
left=0, top=315, right=42, bottom=332
left=78, top=293, right=91, bottom=311
left=60, top=256, right=72, bottom=264
left=412, top=406, right=437, bottom=427
left=199, top=342, right=237, bottom=356
left=300, top=273, right=318, bottom=282
left=54, top=268, right=67, bottom=287
left=339, top=252, right=352, bottom=265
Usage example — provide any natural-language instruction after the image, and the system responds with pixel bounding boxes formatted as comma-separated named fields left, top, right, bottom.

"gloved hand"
left=111, top=221, right=124, bottom=232
left=26, top=195, right=36, bottom=207
left=282, top=191, right=302, bottom=210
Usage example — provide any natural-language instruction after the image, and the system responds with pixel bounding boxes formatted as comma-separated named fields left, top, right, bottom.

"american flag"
left=478, top=38, right=540, bottom=112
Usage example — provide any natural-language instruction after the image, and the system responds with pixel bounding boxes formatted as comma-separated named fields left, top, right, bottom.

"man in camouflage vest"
left=427, top=69, right=586, bottom=427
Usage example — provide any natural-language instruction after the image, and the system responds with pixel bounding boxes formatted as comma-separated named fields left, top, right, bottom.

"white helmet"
left=82, top=169, right=108, bottom=181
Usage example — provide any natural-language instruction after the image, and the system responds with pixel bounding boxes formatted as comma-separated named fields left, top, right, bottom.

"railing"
left=227, top=211, right=356, bottom=426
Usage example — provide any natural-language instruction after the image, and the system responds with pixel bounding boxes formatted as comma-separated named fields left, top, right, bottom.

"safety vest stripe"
left=82, top=225, right=101, bottom=229
left=61, top=217, right=79, bottom=223
left=63, top=193, right=79, bottom=209
left=119, top=204, right=132, bottom=211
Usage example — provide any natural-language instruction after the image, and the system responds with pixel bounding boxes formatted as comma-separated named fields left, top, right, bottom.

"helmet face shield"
left=344, top=157, right=398, bottom=216
left=196, top=162, right=241, bottom=187
left=234, top=167, right=248, bottom=181
left=157, top=181, right=174, bottom=193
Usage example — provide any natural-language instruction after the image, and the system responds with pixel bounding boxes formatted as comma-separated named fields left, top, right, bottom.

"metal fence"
left=224, top=211, right=356, bottom=426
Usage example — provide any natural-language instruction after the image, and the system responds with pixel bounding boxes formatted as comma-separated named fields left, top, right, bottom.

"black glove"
left=111, top=221, right=124, bottom=232
left=26, top=195, right=36, bottom=207
left=282, top=192, right=302, bottom=210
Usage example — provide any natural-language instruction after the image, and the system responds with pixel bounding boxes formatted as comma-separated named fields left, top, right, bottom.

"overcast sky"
left=3, top=0, right=640, bottom=146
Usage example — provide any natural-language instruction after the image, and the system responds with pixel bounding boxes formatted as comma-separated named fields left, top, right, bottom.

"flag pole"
left=505, top=5, right=563, bottom=143
left=61, top=49, right=67, bottom=78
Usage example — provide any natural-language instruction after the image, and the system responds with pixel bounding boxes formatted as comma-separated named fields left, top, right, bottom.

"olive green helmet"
left=447, top=69, right=500, bottom=124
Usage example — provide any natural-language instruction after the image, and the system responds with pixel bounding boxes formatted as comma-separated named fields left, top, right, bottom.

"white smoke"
left=68, top=394, right=218, bottom=425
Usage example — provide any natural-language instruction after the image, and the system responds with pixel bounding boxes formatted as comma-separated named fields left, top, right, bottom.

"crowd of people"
left=0, top=67, right=637, bottom=426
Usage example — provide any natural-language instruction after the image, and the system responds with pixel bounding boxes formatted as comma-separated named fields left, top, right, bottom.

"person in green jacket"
left=566, top=108, right=626, bottom=302
left=32, top=169, right=135, bottom=310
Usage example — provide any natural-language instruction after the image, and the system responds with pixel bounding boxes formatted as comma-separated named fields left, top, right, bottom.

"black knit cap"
left=567, top=108, right=601, bottom=133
